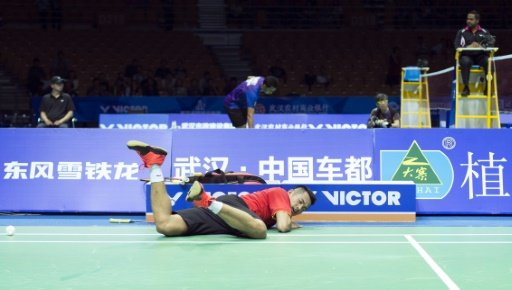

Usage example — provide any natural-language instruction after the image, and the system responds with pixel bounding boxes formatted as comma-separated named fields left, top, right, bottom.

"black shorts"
left=176, top=195, right=260, bottom=236
left=225, top=107, right=248, bottom=128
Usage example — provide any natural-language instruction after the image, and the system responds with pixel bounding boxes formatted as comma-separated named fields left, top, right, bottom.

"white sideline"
left=405, top=235, right=460, bottom=290
left=9, top=233, right=512, bottom=237
left=0, top=241, right=410, bottom=244
left=1, top=240, right=512, bottom=245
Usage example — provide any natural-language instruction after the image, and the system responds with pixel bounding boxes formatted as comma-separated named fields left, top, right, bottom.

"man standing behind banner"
left=454, top=10, right=496, bottom=97
left=224, top=76, right=279, bottom=128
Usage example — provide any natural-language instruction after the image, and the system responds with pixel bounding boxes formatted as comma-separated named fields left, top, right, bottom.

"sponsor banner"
left=145, top=182, right=416, bottom=222
left=375, top=129, right=512, bottom=214
left=0, top=129, right=172, bottom=212
left=99, top=114, right=369, bottom=129
left=170, top=129, right=375, bottom=184
left=99, top=114, right=173, bottom=129
left=33, top=96, right=398, bottom=123
left=3, top=128, right=511, bottom=214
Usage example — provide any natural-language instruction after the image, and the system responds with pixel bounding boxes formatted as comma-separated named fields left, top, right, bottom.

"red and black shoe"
left=126, top=140, right=167, bottom=168
left=186, top=181, right=214, bottom=208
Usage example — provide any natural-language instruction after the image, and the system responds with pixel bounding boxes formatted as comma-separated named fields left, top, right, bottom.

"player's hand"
left=291, top=222, right=302, bottom=229
left=470, top=42, right=481, bottom=48
left=44, top=120, right=53, bottom=126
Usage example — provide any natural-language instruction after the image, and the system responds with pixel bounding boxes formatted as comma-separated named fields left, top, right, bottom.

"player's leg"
left=127, top=140, right=187, bottom=236
left=187, top=181, right=267, bottom=239
left=216, top=203, right=267, bottom=238
left=150, top=181, right=188, bottom=236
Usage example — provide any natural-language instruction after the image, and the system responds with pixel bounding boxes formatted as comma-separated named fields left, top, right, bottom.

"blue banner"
left=99, top=114, right=369, bottom=129
left=374, top=129, right=512, bottom=214
left=99, top=114, right=173, bottom=129
left=0, top=129, right=172, bottom=212
left=2, top=128, right=511, bottom=214
left=169, top=129, right=375, bottom=183
left=144, top=182, right=416, bottom=222
left=33, top=96, right=399, bottom=123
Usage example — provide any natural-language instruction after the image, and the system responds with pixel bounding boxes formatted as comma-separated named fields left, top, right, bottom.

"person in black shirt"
left=38, top=76, right=75, bottom=128
left=454, top=10, right=496, bottom=96
left=367, top=93, right=400, bottom=128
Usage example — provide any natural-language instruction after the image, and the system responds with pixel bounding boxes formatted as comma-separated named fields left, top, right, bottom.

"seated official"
left=367, top=93, right=400, bottom=128
left=38, top=76, right=75, bottom=128
left=454, top=10, right=496, bottom=97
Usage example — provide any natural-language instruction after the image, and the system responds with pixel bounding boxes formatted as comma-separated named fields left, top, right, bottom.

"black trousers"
left=225, top=107, right=248, bottom=128
left=459, top=54, right=488, bottom=86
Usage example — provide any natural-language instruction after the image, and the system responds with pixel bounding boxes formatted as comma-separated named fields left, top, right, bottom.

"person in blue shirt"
left=224, top=76, right=279, bottom=128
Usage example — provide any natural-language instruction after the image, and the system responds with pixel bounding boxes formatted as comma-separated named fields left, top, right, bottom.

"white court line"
left=1, top=240, right=512, bottom=245
left=0, top=241, right=409, bottom=244
left=15, top=233, right=161, bottom=236
left=405, top=235, right=460, bottom=290
left=418, top=241, right=512, bottom=244
left=271, top=233, right=512, bottom=237
left=12, top=233, right=512, bottom=237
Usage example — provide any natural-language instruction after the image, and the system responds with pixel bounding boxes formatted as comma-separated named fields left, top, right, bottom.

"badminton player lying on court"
left=127, top=140, right=316, bottom=239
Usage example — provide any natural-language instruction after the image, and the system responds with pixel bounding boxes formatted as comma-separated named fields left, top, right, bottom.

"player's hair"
left=293, top=185, right=317, bottom=205
left=468, top=10, right=480, bottom=20
left=264, top=76, right=279, bottom=88
left=376, top=93, right=388, bottom=102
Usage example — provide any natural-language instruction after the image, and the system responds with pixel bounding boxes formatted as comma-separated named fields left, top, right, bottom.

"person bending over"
left=224, top=76, right=279, bottom=128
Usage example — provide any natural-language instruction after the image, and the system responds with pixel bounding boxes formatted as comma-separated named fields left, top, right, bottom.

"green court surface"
left=1, top=219, right=512, bottom=290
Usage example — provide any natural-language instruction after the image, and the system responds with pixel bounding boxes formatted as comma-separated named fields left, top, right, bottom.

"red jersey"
left=241, top=187, right=292, bottom=228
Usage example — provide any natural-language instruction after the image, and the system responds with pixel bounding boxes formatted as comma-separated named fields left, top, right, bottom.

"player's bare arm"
left=275, top=211, right=292, bottom=233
